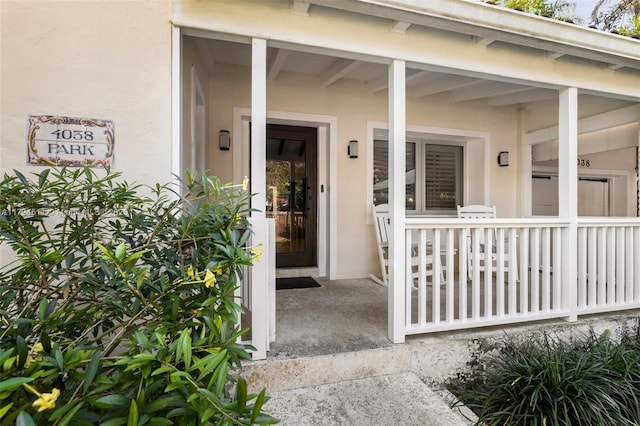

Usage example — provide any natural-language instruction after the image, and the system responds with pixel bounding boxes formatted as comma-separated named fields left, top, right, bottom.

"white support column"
left=522, top=144, right=532, bottom=217
left=250, top=38, right=268, bottom=359
left=388, top=59, right=406, bottom=343
left=558, top=87, right=578, bottom=322
left=637, top=127, right=640, bottom=217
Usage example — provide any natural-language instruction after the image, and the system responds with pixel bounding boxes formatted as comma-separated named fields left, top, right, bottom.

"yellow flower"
left=186, top=265, right=195, bottom=280
left=25, top=342, right=44, bottom=367
left=32, top=388, right=60, bottom=412
left=251, top=248, right=264, bottom=262
left=214, top=266, right=223, bottom=276
left=204, top=270, right=216, bottom=288
left=241, top=176, right=249, bottom=191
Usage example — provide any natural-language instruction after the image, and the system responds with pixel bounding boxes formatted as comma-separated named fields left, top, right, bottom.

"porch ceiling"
left=192, top=0, right=639, bottom=110
left=197, top=37, right=634, bottom=111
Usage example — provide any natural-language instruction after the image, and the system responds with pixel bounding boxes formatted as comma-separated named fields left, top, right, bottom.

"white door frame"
left=233, top=107, right=337, bottom=279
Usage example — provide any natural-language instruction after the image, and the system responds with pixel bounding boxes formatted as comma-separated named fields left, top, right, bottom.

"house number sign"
left=27, top=115, right=114, bottom=168
left=577, top=158, right=591, bottom=168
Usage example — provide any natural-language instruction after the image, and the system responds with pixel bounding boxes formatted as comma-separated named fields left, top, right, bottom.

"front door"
left=266, top=124, right=317, bottom=267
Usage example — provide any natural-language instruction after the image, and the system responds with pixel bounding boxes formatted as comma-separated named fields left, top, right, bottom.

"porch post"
left=558, top=87, right=578, bottom=322
left=388, top=59, right=406, bottom=343
left=250, top=37, right=268, bottom=359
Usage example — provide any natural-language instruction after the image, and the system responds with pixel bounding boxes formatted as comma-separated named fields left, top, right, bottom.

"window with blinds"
left=373, top=140, right=462, bottom=214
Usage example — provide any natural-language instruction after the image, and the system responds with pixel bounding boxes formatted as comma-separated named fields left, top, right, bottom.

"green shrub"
left=452, top=329, right=640, bottom=425
left=0, top=168, right=277, bottom=425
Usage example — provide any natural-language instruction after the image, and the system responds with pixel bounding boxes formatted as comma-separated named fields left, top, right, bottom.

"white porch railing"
left=577, top=218, right=640, bottom=315
left=404, top=218, right=570, bottom=334
left=404, top=217, right=640, bottom=335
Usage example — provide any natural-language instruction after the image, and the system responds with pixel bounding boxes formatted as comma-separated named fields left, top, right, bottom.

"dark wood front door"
left=266, top=124, right=317, bottom=267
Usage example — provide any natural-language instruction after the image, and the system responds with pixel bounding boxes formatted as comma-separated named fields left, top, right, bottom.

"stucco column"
left=388, top=59, right=406, bottom=343
left=250, top=37, right=268, bottom=359
left=558, top=87, right=578, bottom=321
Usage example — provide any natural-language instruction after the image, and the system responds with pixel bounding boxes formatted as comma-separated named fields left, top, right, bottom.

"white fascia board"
left=338, top=0, right=640, bottom=66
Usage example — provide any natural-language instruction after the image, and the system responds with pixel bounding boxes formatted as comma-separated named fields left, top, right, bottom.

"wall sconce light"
left=219, top=130, right=230, bottom=151
left=497, top=151, right=509, bottom=167
left=348, top=140, right=358, bottom=158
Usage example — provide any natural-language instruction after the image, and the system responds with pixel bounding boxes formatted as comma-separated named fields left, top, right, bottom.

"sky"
left=574, top=0, right=599, bottom=23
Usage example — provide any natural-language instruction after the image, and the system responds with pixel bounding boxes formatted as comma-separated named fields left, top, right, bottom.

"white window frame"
left=367, top=121, right=490, bottom=222
left=372, top=139, right=464, bottom=215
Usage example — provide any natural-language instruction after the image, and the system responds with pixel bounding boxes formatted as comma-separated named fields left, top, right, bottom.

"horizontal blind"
left=424, top=145, right=462, bottom=210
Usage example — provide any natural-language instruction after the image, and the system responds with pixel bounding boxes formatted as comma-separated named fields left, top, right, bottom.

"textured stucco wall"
left=0, top=0, right=172, bottom=186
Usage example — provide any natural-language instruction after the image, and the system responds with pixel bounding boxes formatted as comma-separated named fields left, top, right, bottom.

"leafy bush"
left=503, top=0, right=582, bottom=23
left=451, top=329, right=640, bottom=425
left=0, top=168, right=276, bottom=425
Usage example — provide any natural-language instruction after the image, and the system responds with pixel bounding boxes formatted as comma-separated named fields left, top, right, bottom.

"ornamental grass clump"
left=0, top=167, right=276, bottom=425
left=451, top=329, right=640, bottom=426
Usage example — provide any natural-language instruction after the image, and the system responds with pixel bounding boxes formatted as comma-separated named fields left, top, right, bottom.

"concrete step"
left=262, top=372, right=475, bottom=426
left=241, top=344, right=477, bottom=425
left=243, top=345, right=412, bottom=393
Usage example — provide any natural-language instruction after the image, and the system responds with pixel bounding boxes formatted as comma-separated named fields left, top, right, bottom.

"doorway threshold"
left=276, top=267, right=319, bottom=279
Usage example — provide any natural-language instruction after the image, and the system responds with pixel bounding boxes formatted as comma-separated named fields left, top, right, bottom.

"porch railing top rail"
left=405, top=217, right=570, bottom=229
left=577, top=217, right=640, bottom=226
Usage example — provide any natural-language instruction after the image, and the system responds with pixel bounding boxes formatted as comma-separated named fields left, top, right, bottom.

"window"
left=373, top=139, right=463, bottom=214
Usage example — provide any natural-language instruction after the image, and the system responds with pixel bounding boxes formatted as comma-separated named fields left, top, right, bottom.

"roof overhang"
left=312, top=0, right=640, bottom=71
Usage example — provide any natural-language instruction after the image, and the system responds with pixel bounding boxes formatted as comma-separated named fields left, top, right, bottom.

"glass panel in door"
left=265, top=125, right=317, bottom=267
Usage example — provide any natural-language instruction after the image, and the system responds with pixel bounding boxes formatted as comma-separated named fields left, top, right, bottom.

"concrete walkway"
left=263, top=372, right=475, bottom=426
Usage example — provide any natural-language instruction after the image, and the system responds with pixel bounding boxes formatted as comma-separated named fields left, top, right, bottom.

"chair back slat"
left=457, top=204, right=496, bottom=219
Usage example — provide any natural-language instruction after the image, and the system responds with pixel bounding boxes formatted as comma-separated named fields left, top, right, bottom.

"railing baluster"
left=598, top=227, right=607, bottom=305
left=616, top=227, right=625, bottom=304
left=496, top=227, right=505, bottom=317
left=531, top=227, right=540, bottom=314
left=432, top=229, right=441, bottom=324
left=405, top=229, right=413, bottom=327
left=416, top=228, right=427, bottom=326
left=484, top=227, right=492, bottom=318
left=553, top=227, right=561, bottom=310
left=472, top=227, right=481, bottom=320
left=626, top=227, right=634, bottom=303
left=459, top=228, right=468, bottom=322
left=508, top=228, right=518, bottom=315
left=519, top=228, right=529, bottom=314
left=607, top=228, right=615, bottom=305
left=577, top=227, right=587, bottom=309
left=541, top=227, right=550, bottom=312
left=446, top=229, right=455, bottom=322
left=588, top=227, right=597, bottom=307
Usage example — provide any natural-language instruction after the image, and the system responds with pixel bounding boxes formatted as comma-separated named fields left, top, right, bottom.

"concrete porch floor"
left=245, top=276, right=477, bottom=425
left=268, top=277, right=392, bottom=359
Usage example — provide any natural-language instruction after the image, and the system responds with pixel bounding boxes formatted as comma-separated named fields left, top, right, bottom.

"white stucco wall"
left=0, top=0, right=172, bottom=186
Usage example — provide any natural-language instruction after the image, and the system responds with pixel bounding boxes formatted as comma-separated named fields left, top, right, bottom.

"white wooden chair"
left=370, top=204, right=440, bottom=287
left=457, top=205, right=516, bottom=280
